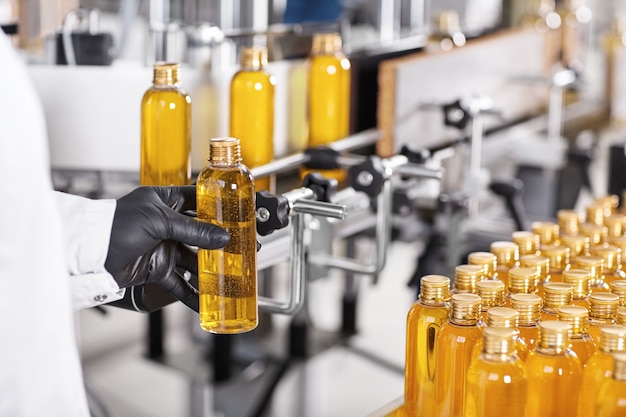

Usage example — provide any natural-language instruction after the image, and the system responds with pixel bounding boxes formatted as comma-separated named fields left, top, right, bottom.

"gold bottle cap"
left=598, top=325, right=626, bottom=353
left=482, top=327, right=518, bottom=356
left=512, top=231, right=540, bottom=256
left=468, top=252, right=497, bottom=279
left=557, top=305, right=589, bottom=334
left=419, top=275, right=451, bottom=302
left=454, top=265, right=483, bottom=293
left=560, top=235, right=589, bottom=258
left=510, top=293, right=542, bottom=325
left=208, top=137, right=242, bottom=165
left=580, top=223, right=607, bottom=246
left=490, top=241, right=519, bottom=268
left=543, top=282, right=573, bottom=313
left=486, top=307, right=519, bottom=328
left=532, top=221, right=559, bottom=246
left=537, top=320, right=571, bottom=352
left=520, top=255, right=550, bottom=284
left=450, top=293, right=482, bottom=324
left=562, top=268, right=591, bottom=299
left=589, top=292, right=619, bottom=320
left=312, top=32, right=343, bottom=55
left=508, top=267, right=539, bottom=294
left=618, top=306, right=626, bottom=326
left=612, top=353, right=626, bottom=381
left=586, top=204, right=606, bottom=226
left=611, top=280, right=626, bottom=306
left=558, top=209, right=581, bottom=236
left=573, top=255, right=604, bottom=283
left=591, top=245, right=621, bottom=273
left=609, top=237, right=626, bottom=258
left=240, top=46, right=268, bottom=70
left=153, top=62, right=180, bottom=85
left=604, top=215, right=625, bottom=238
left=476, top=280, right=506, bottom=310
left=595, top=195, right=619, bottom=214
left=541, top=245, right=570, bottom=272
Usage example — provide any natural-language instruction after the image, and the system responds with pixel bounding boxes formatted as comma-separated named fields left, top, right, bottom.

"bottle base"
left=200, top=319, right=258, bottom=334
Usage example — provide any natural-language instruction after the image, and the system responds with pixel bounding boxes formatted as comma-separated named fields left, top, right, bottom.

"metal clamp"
left=258, top=188, right=347, bottom=315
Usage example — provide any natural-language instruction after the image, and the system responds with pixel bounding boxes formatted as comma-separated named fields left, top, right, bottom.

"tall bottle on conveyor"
left=302, top=32, right=351, bottom=184
left=229, top=46, right=276, bottom=192
left=404, top=275, right=451, bottom=417
left=196, top=137, right=258, bottom=334
left=140, top=62, right=191, bottom=186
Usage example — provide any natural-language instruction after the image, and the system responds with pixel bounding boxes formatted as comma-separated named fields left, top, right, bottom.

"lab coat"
left=0, top=31, right=124, bottom=416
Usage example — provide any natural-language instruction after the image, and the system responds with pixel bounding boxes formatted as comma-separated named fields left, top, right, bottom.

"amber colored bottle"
left=588, top=293, right=620, bottom=344
left=557, top=305, right=596, bottom=366
left=611, top=280, right=626, bottom=307
left=452, top=264, right=483, bottom=295
left=596, top=353, right=626, bottom=416
left=560, top=234, right=590, bottom=258
left=403, top=275, right=451, bottom=417
left=525, top=321, right=583, bottom=417
left=468, top=252, right=498, bottom=280
left=303, top=32, right=351, bottom=183
left=434, top=293, right=483, bottom=417
left=491, top=241, right=519, bottom=287
left=483, top=307, right=529, bottom=360
left=578, top=325, right=626, bottom=417
left=476, top=280, right=505, bottom=319
left=532, top=221, right=560, bottom=247
left=558, top=209, right=582, bottom=236
left=197, top=137, right=258, bottom=334
left=581, top=222, right=607, bottom=247
left=563, top=268, right=592, bottom=309
left=591, top=246, right=626, bottom=285
left=541, top=282, right=573, bottom=322
left=140, top=62, right=191, bottom=186
left=229, top=46, right=276, bottom=192
left=604, top=215, right=625, bottom=239
left=541, top=245, right=570, bottom=283
left=464, top=327, right=527, bottom=417
left=617, top=307, right=626, bottom=326
left=510, top=293, right=542, bottom=351
left=512, top=231, right=540, bottom=256
left=506, top=267, right=539, bottom=303
left=573, top=254, right=609, bottom=292
left=520, top=254, right=550, bottom=297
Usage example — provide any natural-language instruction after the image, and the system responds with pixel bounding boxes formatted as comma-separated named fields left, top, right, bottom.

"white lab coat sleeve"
left=54, top=192, right=125, bottom=310
left=0, top=30, right=91, bottom=417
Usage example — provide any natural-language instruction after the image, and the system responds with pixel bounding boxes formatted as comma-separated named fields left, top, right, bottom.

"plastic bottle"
left=229, top=46, right=276, bottom=192
left=196, top=137, right=258, bottom=334
left=519, top=254, right=550, bottom=297
left=541, top=282, right=574, bottom=321
left=491, top=241, right=519, bottom=287
left=591, top=246, right=626, bottom=285
left=464, top=327, right=527, bottom=417
left=476, top=280, right=506, bottom=320
left=578, top=325, right=626, bottom=417
left=512, top=231, right=540, bottom=256
left=562, top=268, right=592, bottom=309
left=573, top=255, right=609, bottom=292
left=532, top=221, right=560, bottom=247
left=557, top=305, right=596, bottom=366
left=483, top=307, right=529, bottom=360
left=451, top=264, right=483, bottom=295
left=525, top=321, right=583, bottom=417
left=560, top=234, right=589, bottom=258
left=140, top=62, right=191, bottom=186
left=588, top=292, right=619, bottom=344
left=434, top=293, right=483, bottom=417
left=510, top=293, right=542, bottom=351
left=404, top=275, right=451, bottom=417
left=468, top=252, right=498, bottom=281
left=596, top=352, right=626, bottom=416
left=611, top=280, right=626, bottom=307
left=506, top=267, right=539, bottom=302
left=303, top=32, right=351, bottom=184
left=557, top=209, right=582, bottom=236
left=541, top=245, right=570, bottom=283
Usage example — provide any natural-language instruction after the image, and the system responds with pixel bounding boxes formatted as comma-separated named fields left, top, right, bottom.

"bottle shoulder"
left=142, top=85, right=191, bottom=103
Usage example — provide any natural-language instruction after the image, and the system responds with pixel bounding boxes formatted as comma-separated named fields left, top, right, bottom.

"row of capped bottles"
left=403, top=194, right=626, bottom=416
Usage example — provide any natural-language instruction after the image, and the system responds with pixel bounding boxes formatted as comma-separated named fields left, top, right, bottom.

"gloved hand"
left=105, top=186, right=230, bottom=311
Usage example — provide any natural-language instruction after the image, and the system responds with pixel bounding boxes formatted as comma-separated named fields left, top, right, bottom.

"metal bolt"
left=357, top=171, right=374, bottom=187
left=447, top=108, right=465, bottom=123
left=256, top=207, right=270, bottom=222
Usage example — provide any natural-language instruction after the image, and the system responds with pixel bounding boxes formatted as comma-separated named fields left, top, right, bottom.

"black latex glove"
left=105, top=186, right=230, bottom=309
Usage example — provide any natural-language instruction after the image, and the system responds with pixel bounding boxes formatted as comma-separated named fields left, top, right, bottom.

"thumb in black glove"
left=105, top=186, right=230, bottom=308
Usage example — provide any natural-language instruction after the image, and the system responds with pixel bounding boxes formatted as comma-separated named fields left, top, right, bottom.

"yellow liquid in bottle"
left=597, top=378, right=626, bottom=416
left=579, top=351, right=618, bottom=416
left=230, top=68, right=276, bottom=192
left=404, top=301, right=450, bottom=416
left=302, top=51, right=351, bottom=183
left=464, top=355, right=527, bottom=417
left=525, top=350, right=582, bottom=416
left=197, top=164, right=258, bottom=334
left=140, top=87, right=191, bottom=186
left=434, top=322, right=483, bottom=417
left=517, top=325, right=539, bottom=352
left=569, top=334, right=597, bottom=367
